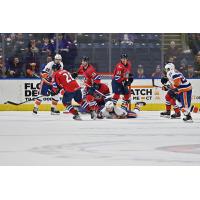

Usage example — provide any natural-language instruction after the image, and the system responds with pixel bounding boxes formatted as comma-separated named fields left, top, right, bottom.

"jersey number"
left=63, top=72, right=74, bottom=83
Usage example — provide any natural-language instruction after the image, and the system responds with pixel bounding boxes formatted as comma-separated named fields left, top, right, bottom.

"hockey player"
left=163, top=63, right=193, bottom=122
left=51, top=63, right=97, bottom=120
left=51, top=63, right=82, bottom=120
left=98, top=101, right=146, bottom=119
left=72, top=56, right=101, bottom=117
left=32, top=54, right=63, bottom=115
left=77, top=56, right=101, bottom=87
left=111, top=53, right=133, bottom=110
left=160, top=76, right=181, bottom=119
left=85, top=82, right=111, bottom=113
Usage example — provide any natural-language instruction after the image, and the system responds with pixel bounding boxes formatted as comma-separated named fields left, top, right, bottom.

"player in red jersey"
left=111, top=54, right=133, bottom=110
left=51, top=64, right=82, bottom=120
left=72, top=56, right=102, bottom=116
left=86, top=82, right=111, bottom=113
left=77, top=56, right=101, bottom=87
left=51, top=63, right=97, bottom=120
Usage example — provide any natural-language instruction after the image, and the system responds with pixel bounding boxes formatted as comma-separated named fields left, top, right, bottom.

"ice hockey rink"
left=0, top=111, right=200, bottom=166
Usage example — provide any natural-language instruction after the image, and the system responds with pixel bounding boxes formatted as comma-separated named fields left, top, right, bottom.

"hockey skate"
left=32, top=107, right=38, bottom=114
left=51, top=107, right=60, bottom=115
left=183, top=113, right=193, bottom=123
left=90, top=110, right=97, bottom=120
left=160, top=110, right=171, bottom=118
left=170, top=112, right=181, bottom=119
left=73, top=114, right=82, bottom=120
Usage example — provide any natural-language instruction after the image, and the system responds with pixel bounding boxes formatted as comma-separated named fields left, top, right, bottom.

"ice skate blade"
left=183, top=119, right=193, bottom=123
left=73, top=116, right=82, bottom=120
left=160, top=115, right=170, bottom=118
left=170, top=117, right=181, bottom=119
left=51, top=112, right=60, bottom=115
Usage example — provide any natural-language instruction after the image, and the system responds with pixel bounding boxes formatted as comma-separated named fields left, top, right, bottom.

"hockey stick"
left=78, top=79, right=111, bottom=99
left=4, top=95, right=44, bottom=106
left=152, top=78, right=162, bottom=88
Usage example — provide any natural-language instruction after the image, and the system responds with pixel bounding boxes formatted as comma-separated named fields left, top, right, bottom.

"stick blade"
left=5, top=101, right=20, bottom=105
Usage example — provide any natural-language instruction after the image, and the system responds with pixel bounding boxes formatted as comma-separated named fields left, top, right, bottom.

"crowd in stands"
left=0, top=33, right=200, bottom=79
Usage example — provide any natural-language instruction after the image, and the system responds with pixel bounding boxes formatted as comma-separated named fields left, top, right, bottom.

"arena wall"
left=0, top=78, right=200, bottom=111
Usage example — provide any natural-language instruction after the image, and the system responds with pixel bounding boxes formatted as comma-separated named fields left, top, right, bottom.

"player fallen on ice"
left=32, top=54, right=63, bottom=115
left=98, top=101, right=146, bottom=119
left=161, top=63, right=193, bottom=122
left=111, top=53, right=133, bottom=110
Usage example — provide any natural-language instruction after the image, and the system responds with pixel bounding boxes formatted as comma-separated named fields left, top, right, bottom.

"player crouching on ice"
left=161, top=63, right=193, bottom=122
left=32, top=54, right=63, bottom=115
left=98, top=101, right=146, bottom=119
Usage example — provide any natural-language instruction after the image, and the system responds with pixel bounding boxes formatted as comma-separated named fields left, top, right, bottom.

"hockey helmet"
left=105, top=101, right=114, bottom=110
left=120, top=53, right=128, bottom=59
left=165, top=63, right=175, bottom=72
left=81, top=56, right=89, bottom=62
left=54, top=54, right=62, bottom=60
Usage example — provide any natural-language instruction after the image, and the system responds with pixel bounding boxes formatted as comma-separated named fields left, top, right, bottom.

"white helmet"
left=105, top=101, right=114, bottom=110
left=165, top=63, right=175, bottom=72
left=54, top=54, right=62, bottom=60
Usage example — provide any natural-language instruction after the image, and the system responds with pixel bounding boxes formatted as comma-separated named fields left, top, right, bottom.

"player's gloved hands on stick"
left=122, top=80, right=129, bottom=88
left=71, top=72, right=78, bottom=79
left=51, top=82, right=61, bottom=96
left=162, top=86, right=169, bottom=91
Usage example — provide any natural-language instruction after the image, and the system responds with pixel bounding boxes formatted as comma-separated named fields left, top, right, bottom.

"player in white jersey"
left=164, top=63, right=193, bottom=122
left=33, top=54, right=63, bottom=115
left=98, top=101, right=146, bottom=119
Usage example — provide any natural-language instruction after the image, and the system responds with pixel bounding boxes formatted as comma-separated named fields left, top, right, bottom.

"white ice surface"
left=0, top=111, right=200, bottom=165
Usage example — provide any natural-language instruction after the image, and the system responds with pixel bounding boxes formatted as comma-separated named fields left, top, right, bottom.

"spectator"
left=165, top=41, right=180, bottom=63
left=151, top=65, right=164, bottom=78
left=165, top=56, right=175, bottom=64
left=28, top=39, right=39, bottom=53
left=39, top=37, right=55, bottom=66
left=58, top=34, right=77, bottom=71
left=40, top=37, right=55, bottom=56
left=25, top=43, right=40, bottom=78
left=193, top=52, right=200, bottom=78
left=121, top=34, right=134, bottom=45
left=186, top=65, right=196, bottom=78
left=6, top=57, right=24, bottom=78
left=4, top=34, right=15, bottom=58
left=14, top=33, right=27, bottom=58
left=136, top=65, right=146, bottom=79
left=178, top=62, right=188, bottom=75
left=188, top=34, right=199, bottom=55
left=0, top=56, right=5, bottom=78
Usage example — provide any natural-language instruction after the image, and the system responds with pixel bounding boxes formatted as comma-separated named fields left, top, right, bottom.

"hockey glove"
left=161, top=76, right=168, bottom=85
left=71, top=72, right=78, bottom=79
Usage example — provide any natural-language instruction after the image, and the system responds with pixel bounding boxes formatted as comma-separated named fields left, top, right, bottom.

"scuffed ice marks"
left=29, top=140, right=133, bottom=159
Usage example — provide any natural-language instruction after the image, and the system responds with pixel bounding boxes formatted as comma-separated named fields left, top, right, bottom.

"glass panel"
left=0, top=33, right=199, bottom=78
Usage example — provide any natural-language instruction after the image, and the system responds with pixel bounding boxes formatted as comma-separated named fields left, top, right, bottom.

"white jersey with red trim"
left=42, top=61, right=64, bottom=77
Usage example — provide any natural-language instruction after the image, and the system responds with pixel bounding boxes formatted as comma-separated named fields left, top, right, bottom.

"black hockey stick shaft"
left=152, top=78, right=162, bottom=88
left=79, top=79, right=108, bottom=98
left=5, top=95, right=44, bottom=106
